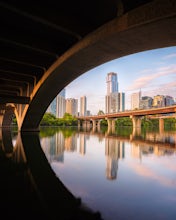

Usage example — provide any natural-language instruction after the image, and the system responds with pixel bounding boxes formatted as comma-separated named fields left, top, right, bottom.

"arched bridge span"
left=0, top=0, right=176, bottom=131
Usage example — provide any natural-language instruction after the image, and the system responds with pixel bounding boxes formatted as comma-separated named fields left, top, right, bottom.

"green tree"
left=40, top=112, right=57, bottom=126
left=40, top=112, right=78, bottom=126
left=97, top=110, right=104, bottom=115
left=116, top=117, right=132, bottom=126
left=62, top=113, right=78, bottom=126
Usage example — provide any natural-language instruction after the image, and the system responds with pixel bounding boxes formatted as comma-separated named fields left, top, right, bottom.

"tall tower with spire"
left=106, top=72, right=118, bottom=95
left=105, top=72, right=125, bottom=113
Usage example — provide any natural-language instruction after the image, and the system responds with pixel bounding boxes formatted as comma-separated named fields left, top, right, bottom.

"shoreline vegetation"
left=12, top=112, right=176, bottom=129
left=40, top=113, right=176, bottom=129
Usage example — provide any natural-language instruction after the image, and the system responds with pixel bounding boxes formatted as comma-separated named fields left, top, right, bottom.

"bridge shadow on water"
left=0, top=128, right=102, bottom=220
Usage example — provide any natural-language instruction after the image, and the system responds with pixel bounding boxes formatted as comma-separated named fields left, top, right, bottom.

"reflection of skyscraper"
left=131, top=143, right=141, bottom=159
left=40, top=131, right=65, bottom=163
left=105, top=138, right=124, bottom=180
left=55, top=132, right=65, bottom=162
left=79, top=133, right=86, bottom=155
left=64, top=135, right=77, bottom=151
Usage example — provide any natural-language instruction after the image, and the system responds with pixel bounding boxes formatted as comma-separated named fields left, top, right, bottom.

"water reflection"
left=105, top=140, right=124, bottom=180
left=40, top=127, right=176, bottom=181
left=40, top=127, right=176, bottom=220
left=0, top=127, right=103, bottom=220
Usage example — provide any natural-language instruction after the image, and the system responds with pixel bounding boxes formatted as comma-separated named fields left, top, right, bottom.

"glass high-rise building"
left=131, top=91, right=141, bottom=110
left=47, top=88, right=66, bottom=118
left=106, top=72, right=118, bottom=95
left=56, top=89, right=66, bottom=118
left=118, top=92, right=125, bottom=112
left=80, top=96, right=87, bottom=116
left=105, top=72, right=125, bottom=113
left=66, top=98, right=78, bottom=116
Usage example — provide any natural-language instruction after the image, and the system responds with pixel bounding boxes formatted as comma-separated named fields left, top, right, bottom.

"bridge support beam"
left=130, top=116, right=142, bottom=135
left=78, top=120, right=81, bottom=129
left=159, top=118, right=164, bottom=133
left=92, top=120, right=97, bottom=129
left=91, top=119, right=101, bottom=132
left=82, top=121, right=92, bottom=129
left=131, top=116, right=142, bottom=128
left=0, top=114, right=3, bottom=127
left=97, top=120, right=101, bottom=131
left=107, top=119, right=116, bottom=134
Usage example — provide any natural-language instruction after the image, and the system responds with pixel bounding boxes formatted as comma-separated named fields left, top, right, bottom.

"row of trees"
left=40, top=112, right=78, bottom=126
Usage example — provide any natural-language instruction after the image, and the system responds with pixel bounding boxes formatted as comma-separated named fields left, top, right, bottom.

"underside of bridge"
left=0, top=0, right=176, bottom=131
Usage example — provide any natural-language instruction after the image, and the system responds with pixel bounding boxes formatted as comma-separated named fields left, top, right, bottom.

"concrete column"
left=131, top=116, right=142, bottom=128
left=131, top=116, right=142, bottom=135
left=92, top=120, right=97, bottom=129
left=111, top=120, right=116, bottom=133
left=82, top=121, right=87, bottom=129
left=97, top=120, right=101, bottom=131
left=77, top=120, right=81, bottom=129
left=92, top=120, right=97, bottom=133
left=159, top=118, right=164, bottom=133
left=0, top=115, right=3, bottom=127
left=107, top=119, right=112, bottom=129
left=86, top=121, right=92, bottom=129
left=107, top=119, right=113, bottom=134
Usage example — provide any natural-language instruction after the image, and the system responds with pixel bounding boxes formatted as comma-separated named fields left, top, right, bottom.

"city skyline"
left=65, top=46, right=176, bottom=115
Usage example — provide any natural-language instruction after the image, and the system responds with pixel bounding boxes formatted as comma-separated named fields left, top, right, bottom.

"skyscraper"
left=105, top=72, right=125, bottom=113
left=65, top=98, right=78, bottom=116
left=118, top=92, right=125, bottom=112
left=131, top=91, right=141, bottom=110
left=106, top=72, right=118, bottom=95
left=56, top=89, right=66, bottom=118
left=47, top=88, right=66, bottom=118
left=80, top=96, right=87, bottom=116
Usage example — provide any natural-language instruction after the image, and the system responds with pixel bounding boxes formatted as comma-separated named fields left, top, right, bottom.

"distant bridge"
left=77, top=105, right=176, bottom=130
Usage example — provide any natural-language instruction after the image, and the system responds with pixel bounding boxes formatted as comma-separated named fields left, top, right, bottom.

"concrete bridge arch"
left=3, top=0, right=176, bottom=131
left=0, top=104, right=19, bottom=128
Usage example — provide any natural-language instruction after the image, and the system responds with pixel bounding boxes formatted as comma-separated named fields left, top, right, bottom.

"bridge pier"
left=130, top=116, right=142, bottom=128
left=92, top=119, right=100, bottom=132
left=82, top=120, right=92, bottom=130
left=159, top=118, right=164, bottom=133
left=78, top=120, right=81, bottom=129
left=0, top=115, right=3, bottom=127
left=130, top=116, right=142, bottom=135
left=107, top=119, right=116, bottom=134
left=97, top=120, right=101, bottom=131
left=82, top=121, right=87, bottom=129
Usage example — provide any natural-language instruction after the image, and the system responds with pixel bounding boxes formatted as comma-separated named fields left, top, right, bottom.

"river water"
left=40, top=126, right=176, bottom=220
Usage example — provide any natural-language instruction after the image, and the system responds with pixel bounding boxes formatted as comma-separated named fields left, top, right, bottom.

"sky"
left=65, top=46, right=176, bottom=115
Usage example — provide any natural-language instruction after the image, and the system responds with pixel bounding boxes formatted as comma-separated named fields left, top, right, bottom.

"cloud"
left=129, top=162, right=176, bottom=188
left=162, top=53, right=176, bottom=60
left=126, top=64, right=176, bottom=91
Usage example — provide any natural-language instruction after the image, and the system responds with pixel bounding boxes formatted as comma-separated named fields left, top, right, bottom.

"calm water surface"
left=40, top=127, right=176, bottom=220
